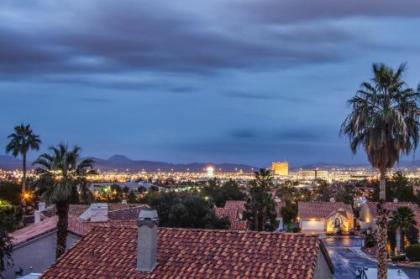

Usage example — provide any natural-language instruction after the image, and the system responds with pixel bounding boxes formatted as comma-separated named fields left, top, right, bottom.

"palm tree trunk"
left=400, top=232, right=405, bottom=253
left=379, top=168, right=386, bottom=201
left=21, top=153, right=27, bottom=208
left=254, top=209, right=259, bottom=231
left=56, top=201, right=69, bottom=259
left=377, top=201, right=388, bottom=279
left=22, top=153, right=27, bottom=194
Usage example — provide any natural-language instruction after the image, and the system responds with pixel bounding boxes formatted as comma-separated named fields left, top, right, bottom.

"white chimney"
left=34, top=210, right=41, bottom=224
left=122, top=199, right=128, bottom=205
left=393, top=198, right=398, bottom=203
left=38, top=202, right=46, bottom=211
left=137, top=208, right=159, bottom=272
left=330, top=197, right=335, bottom=203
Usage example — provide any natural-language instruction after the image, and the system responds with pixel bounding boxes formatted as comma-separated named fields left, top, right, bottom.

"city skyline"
left=1, top=1, right=420, bottom=166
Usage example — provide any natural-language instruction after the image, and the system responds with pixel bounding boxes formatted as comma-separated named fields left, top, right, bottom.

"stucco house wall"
left=313, top=249, right=334, bottom=279
left=2, top=231, right=80, bottom=279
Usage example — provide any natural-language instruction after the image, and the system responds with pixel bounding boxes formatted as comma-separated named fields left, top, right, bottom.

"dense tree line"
left=143, top=191, right=230, bottom=229
left=202, top=179, right=246, bottom=207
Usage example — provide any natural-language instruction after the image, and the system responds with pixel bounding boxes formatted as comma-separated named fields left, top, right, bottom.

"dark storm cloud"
left=223, top=90, right=311, bottom=102
left=223, top=91, right=276, bottom=100
left=168, top=86, right=198, bottom=94
left=229, top=127, right=334, bottom=142
left=273, top=128, right=333, bottom=142
left=234, top=0, right=420, bottom=23
left=0, top=0, right=356, bottom=84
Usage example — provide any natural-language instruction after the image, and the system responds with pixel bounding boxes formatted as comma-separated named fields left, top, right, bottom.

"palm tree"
left=33, top=143, right=95, bottom=259
left=6, top=124, right=41, bottom=196
left=389, top=207, right=417, bottom=253
left=244, top=169, right=277, bottom=231
left=341, top=63, right=419, bottom=279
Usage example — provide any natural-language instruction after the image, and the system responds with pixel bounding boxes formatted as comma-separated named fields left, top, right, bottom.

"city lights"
left=206, top=166, right=214, bottom=177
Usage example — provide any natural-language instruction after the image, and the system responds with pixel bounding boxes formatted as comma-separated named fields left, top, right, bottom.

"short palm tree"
left=33, top=143, right=95, bottom=259
left=6, top=124, right=41, bottom=196
left=389, top=207, right=417, bottom=253
left=341, top=63, right=419, bottom=279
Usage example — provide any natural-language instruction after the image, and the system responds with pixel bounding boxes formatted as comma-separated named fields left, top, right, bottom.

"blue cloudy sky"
left=0, top=0, right=420, bottom=167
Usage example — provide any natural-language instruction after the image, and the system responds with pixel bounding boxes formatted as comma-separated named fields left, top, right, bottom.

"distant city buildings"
left=271, top=161, right=289, bottom=176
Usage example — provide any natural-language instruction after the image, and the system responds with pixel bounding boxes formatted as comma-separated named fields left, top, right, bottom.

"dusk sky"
left=1, top=0, right=420, bottom=167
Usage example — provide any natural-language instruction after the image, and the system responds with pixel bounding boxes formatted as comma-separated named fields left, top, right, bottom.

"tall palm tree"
left=341, top=63, right=419, bottom=279
left=6, top=124, right=41, bottom=195
left=33, top=143, right=95, bottom=259
left=244, top=169, right=277, bottom=231
left=389, top=207, right=417, bottom=253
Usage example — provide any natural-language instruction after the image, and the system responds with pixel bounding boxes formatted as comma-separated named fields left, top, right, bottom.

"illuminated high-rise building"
left=271, top=161, right=289, bottom=176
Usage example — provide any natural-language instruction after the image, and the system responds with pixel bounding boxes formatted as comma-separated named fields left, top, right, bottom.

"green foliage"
left=146, top=192, right=229, bottom=229
left=277, top=181, right=316, bottom=204
left=389, top=206, right=417, bottom=252
left=6, top=123, right=41, bottom=194
left=127, top=191, right=138, bottom=203
left=388, top=228, right=396, bottom=254
left=335, top=184, right=355, bottom=205
left=341, top=63, right=419, bottom=172
left=317, top=180, right=332, bottom=202
left=407, top=226, right=419, bottom=245
left=33, top=143, right=95, bottom=259
left=406, top=244, right=420, bottom=261
left=244, top=169, right=277, bottom=231
left=0, top=200, right=22, bottom=272
left=372, top=172, right=416, bottom=202
left=149, top=185, right=159, bottom=192
left=33, top=144, right=95, bottom=204
left=137, top=186, right=147, bottom=194
left=280, top=202, right=297, bottom=224
left=391, top=255, right=406, bottom=262
left=0, top=181, right=21, bottom=205
left=5, top=124, right=41, bottom=158
left=110, top=184, right=123, bottom=202
left=202, top=179, right=246, bottom=207
left=365, top=232, right=377, bottom=248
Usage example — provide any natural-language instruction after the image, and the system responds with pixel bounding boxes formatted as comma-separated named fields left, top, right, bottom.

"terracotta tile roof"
left=68, top=205, right=149, bottom=235
left=42, top=225, right=331, bottom=279
left=224, top=200, right=246, bottom=211
left=108, top=205, right=148, bottom=221
left=366, top=202, right=418, bottom=218
left=215, top=200, right=247, bottom=230
left=298, top=202, right=353, bottom=219
left=68, top=204, right=90, bottom=217
left=366, top=202, right=420, bottom=229
left=11, top=216, right=58, bottom=246
left=12, top=204, right=148, bottom=244
left=41, top=204, right=90, bottom=219
left=108, top=203, right=144, bottom=211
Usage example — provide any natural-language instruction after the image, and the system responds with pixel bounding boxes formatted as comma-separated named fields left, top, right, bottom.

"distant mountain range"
left=0, top=155, right=23, bottom=170
left=0, top=154, right=257, bottom=172
left=89, top=155, right=257, bottom=171
left=0, top=154, right=418, bottom=171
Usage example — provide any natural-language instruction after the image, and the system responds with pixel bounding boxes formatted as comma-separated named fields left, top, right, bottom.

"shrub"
left=406, top=244, right=420, bottom=261
left=0, top=181, right=21, bottom=205
left=364, top=232, right=376, bottom=248
left=0, top=199, right=22, bottom=271
left=391, top=255, right=406, bottom=262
